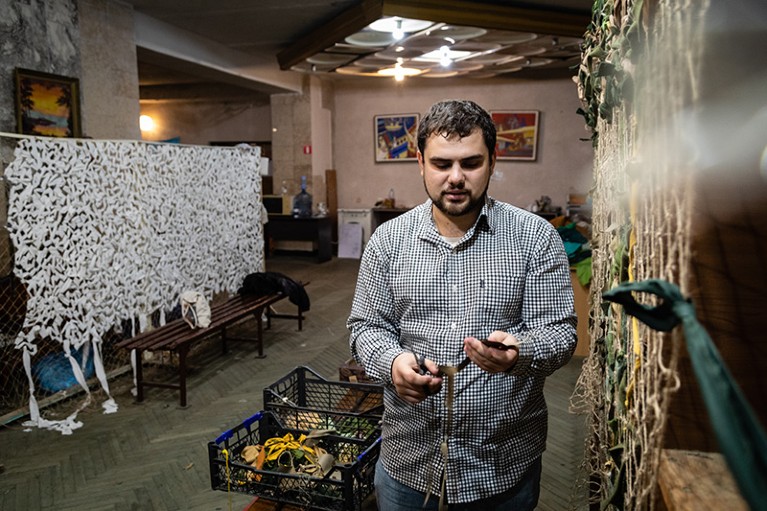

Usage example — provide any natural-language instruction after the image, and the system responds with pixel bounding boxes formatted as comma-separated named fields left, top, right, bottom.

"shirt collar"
left=416, top=196, right=495, bottom=243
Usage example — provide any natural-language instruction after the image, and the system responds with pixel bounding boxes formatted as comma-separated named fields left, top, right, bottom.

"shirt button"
left=450, top=322, right=457, bottom=330
left=452, top=284, right=458, bottom=292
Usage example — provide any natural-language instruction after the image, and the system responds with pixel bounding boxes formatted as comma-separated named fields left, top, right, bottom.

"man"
left=348, top=100, right=576, bottom=510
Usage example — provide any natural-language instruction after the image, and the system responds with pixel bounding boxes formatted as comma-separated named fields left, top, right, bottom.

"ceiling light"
left=377, top=63, right=422, bottom=80
left=416, top=48, right=473, bottom=63
left=392, top=20, right=404, bottom=40
left=368, top=17, right=433, bottom=35
left=139, top=115, right=155, bottom=132
left=394, top=63, right=406, bottom=81
left=440, top=46, right=452, bottom=67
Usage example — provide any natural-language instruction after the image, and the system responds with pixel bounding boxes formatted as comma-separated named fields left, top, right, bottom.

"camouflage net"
left=571, top=0, right=710, bottom=508
left=0, top=135, right=264, bottom=433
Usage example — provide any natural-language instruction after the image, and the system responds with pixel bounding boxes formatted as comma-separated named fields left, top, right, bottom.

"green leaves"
left=574, top=0, right=644, bottom=148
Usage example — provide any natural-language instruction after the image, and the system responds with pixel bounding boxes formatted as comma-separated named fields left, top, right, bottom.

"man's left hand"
left=463, top=332, right=520, bottom=373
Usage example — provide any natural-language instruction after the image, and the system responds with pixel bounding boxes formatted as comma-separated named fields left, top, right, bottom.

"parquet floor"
left=0, top=254, right=589, bottom=510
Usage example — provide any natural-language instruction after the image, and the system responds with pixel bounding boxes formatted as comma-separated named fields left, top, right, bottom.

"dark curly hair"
left=417, top=100, right=496, bottom=157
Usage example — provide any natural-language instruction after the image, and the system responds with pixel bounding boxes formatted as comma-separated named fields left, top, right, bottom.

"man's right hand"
left=391, top=352, right=443, bottom=404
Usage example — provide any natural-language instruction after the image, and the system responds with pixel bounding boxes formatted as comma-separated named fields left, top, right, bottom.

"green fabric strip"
left=603, top=279, right=767, bottom=511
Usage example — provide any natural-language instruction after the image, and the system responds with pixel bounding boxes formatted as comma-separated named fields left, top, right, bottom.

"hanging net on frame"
left=570, top=0, right=711, bottom=508
left=0, top=136, right=265, bottom=433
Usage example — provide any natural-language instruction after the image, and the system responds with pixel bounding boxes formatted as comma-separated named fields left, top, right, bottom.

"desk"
left=265, top=215, right=332, bottom=263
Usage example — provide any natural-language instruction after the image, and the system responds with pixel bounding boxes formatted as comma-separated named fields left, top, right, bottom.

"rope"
left=223, top=448, right=232, bottom=511
left=604, top=280, right=767, bottom=511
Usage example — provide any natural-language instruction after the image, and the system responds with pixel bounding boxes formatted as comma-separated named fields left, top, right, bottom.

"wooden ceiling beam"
left=277, top=0, right=591, bottom=71
left=276, top=0, right=383, bottom=70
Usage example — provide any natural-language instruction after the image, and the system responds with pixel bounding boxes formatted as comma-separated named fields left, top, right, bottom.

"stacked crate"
left=209, top=366, right=384, bottom=511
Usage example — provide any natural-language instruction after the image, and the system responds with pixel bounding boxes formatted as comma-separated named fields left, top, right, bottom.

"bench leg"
left=221, top=326, right=228, bottom=354
left=179, top=345, right=189, bottom=407
left=266, top=306, right=306, bottom=331
left=255, top=307, right=266, bottom=359
left=135, top=349, right=145, bottom=403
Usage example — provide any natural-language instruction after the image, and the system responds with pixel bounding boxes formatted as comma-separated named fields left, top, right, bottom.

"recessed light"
left=368, top=17, right=433, bottom=34
left=415, top=48, right=473, bottom=63
left=377, top=64, right=423, bottom=78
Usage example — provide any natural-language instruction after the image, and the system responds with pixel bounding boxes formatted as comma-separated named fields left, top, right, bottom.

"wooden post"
left=325, top=169, right=338, bottom=244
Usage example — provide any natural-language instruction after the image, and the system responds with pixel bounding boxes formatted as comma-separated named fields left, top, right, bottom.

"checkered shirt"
left=348, top=197, right=577, bottom=503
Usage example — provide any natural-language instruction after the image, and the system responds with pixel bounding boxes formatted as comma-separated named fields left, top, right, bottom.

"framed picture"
left=14, top=68, right=82, bottom=138
left=375, top=114, right=419, bottom=162
left=491, top=110, right=539, bottom=161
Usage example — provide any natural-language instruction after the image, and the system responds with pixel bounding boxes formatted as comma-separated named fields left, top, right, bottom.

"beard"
left=426, top=181, right=488, bottom=218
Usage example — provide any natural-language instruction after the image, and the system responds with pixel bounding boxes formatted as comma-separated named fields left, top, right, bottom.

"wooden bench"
left=116, top=288, right=308, bottom=407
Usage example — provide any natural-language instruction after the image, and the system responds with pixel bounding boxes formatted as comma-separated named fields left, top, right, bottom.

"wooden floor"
left=0, top=254, right=589, bottom=510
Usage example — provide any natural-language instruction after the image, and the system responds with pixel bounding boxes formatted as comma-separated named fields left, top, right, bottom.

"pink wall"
left=332, top=77, right=594, bottom=212
left=136, top=75, right=594, bottom=215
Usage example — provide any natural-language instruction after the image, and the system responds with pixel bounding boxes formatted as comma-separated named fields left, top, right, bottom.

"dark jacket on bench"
left=238, top=272, right=310, bottom=312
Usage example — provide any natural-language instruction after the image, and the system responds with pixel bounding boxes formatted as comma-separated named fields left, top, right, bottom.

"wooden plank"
left=326, top=169, right=338, bottom=243
left=658, top=449, right=748, bottom=511
left=115, top=294, right=283, bottom=351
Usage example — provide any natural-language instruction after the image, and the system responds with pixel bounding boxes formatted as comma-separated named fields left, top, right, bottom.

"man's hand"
left=391, top=352, right=443, bottom=404
left=463, top=331, right=521, bottom=373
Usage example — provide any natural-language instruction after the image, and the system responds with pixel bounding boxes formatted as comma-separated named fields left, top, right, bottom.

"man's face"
left=418, top=129, right=495, bottom=218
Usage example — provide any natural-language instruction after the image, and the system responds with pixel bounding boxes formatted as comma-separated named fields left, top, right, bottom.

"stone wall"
left=79, top=0, right=140, bottom=139
left=0, top=0, right=141, bottom=275
left=0, top=0, right=81, bottom=136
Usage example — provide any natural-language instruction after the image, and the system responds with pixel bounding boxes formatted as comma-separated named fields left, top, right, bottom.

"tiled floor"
left=0, top=254, right=589, bottom=510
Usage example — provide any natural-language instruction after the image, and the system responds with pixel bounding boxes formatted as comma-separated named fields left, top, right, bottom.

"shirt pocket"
left=479, top=274, right=525, bottom=329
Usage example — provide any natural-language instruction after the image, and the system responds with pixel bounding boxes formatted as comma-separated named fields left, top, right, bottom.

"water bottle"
left=292, top=176, right=313, bottom=218
left=388, top=188, right=396, bottom=208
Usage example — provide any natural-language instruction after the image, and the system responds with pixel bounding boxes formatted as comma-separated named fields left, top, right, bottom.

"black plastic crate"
left=209, top=410, right=380, bottom=511
left=263, top=366, right=384, bottom=433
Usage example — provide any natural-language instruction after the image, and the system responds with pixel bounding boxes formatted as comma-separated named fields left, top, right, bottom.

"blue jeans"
left=374, top=457, right=542, bottom=510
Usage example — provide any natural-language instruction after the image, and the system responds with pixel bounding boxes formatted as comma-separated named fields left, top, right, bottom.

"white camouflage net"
left=3, top=137, right=264, bottom=434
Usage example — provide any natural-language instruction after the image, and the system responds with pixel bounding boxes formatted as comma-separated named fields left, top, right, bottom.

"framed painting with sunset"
left=15, top=68, right=81, bottom=138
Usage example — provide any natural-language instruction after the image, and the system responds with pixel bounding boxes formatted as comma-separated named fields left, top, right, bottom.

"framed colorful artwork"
left=491, top=110, right=539, bottom=161
left=14, top=68, right=82, bottom=138
left=374, top=114, right=419, bottom=162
